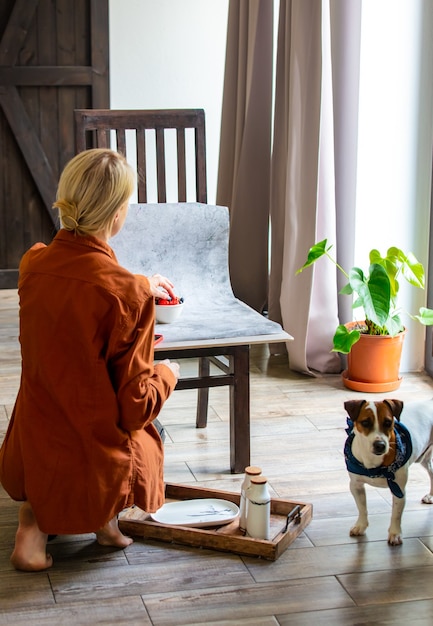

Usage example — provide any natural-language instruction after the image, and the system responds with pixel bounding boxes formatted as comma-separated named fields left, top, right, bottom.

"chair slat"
left=176, top=128, right=187, bottom=202
left=136, top=130, right=147, bottom=203
left=155, top=128, right=166, bottom=203
left=96, top=129, right=109, bottom=148
left=195, top=125, right=207, bottom=202
left=116, top=129, right=127, bottom=156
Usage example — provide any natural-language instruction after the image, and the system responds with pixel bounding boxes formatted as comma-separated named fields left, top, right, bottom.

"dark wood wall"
left=0, top=0, right=109, bottom=288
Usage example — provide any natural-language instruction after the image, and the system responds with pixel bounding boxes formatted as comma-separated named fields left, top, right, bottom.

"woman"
left=0, top=149, right=179, bottom=571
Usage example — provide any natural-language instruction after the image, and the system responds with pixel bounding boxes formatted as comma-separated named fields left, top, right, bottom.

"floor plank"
left=142, top=578, right=354, bottom=625
left=338, top=565, right=433, bottom=605
left=49, top=555, right=254, bottom=603
left=0, top=597, right=151, bottom=626
left=277, top=599, right=433, bottom=626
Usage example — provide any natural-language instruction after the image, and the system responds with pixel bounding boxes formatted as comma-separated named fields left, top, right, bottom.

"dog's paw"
left=350, top=523, right=367, bottom=537
left=388, top=532, right=403, bottom=546
left=421, top=494, right=433, bottom=504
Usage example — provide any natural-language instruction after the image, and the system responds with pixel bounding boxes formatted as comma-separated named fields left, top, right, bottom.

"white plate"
left=150, top=498, right=239, bottom=528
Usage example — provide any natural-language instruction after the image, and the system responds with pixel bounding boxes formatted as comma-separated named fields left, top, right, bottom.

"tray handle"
left=282, top=505, right=302, bottom=533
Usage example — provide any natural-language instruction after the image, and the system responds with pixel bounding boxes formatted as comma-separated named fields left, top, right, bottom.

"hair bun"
left=54, top=198, right=81, bottom=232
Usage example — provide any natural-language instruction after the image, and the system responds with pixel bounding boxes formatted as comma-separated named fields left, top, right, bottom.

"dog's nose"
left=373, top=440, right=387, bottom=455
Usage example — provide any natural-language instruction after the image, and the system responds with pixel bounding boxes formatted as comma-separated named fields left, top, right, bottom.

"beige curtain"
left=218, top=0, right=361, bottom=374
left=269, top=0, right=340, bottom=374
left=216, top=0, right=273, bottom=313
left=330, top=0, right=362, bottom=337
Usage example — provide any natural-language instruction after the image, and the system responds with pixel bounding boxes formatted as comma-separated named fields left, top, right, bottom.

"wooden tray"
left=119, top=483, right=312, bottom=561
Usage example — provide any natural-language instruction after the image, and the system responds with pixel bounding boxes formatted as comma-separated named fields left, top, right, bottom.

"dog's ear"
left=384, top=399, right=404, bottom=421
left=344, top=399, right=367, bottom=421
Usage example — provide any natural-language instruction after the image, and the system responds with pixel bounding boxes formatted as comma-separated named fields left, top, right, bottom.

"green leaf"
left=339, top=282, right=353, bottom=296
left=332, top=324, right=361, bottom=354
left=414, top=307, right=433, bottom=326
left=349, top=264, right=391, bottom=327
left=296, top=239, right=331, bottom=274
left=370, top=248, right=399, bottom=299
left=400, top=251, right=425, bottom=289
left=386, top=246, right=405, bottom=264
left=378, top=247, right=425, bottom=291
left=352, top=295, right=363, bottom=309
left=369, top=248, right=383, bottom=265
left=386, top=314, right=404, bottom=336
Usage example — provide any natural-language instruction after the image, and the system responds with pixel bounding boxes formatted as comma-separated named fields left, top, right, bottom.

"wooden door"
left=0, top=0, right=109, bottom=288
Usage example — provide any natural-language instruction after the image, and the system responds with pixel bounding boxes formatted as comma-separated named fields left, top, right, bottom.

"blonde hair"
left=53, top=149, right=135, bottom=237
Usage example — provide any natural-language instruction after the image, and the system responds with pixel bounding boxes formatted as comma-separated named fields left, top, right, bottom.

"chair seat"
left=156, top=298, right=283, bottom=344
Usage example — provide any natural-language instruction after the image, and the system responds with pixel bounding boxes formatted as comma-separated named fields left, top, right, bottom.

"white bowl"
left=155, top=302, right=184, bottom=324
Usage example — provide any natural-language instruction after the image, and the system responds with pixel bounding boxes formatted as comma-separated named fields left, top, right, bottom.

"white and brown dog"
left=344, top=399, right=433, bottom=545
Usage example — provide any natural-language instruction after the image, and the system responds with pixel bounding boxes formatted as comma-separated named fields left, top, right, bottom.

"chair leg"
left=196, top=357, right=210, bottom=428
left=230, top=345, right=250, bottom=473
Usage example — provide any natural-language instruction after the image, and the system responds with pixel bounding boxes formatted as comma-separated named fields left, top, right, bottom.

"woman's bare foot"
left=96, top=516, right=133, bottom=548
left=10, top=502, right=53, bottom=571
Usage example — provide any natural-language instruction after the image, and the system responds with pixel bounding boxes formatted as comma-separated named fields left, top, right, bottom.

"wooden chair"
left=74, top=109, right=291, bottom=473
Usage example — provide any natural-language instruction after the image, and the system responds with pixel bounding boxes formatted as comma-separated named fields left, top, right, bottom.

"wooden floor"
left=2, top=288, right=433, bottom=625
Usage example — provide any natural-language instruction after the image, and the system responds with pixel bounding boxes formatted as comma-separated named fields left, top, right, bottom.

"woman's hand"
left=159, top=359, right=180, bottom=380
left=148, top=274, right=175, bottom=300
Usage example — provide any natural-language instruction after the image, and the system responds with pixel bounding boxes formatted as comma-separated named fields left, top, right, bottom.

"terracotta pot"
left=342, top=321, right=406, bottom=393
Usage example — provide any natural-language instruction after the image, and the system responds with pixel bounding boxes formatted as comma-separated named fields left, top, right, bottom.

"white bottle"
left=246, top=475, right=271, bottom=540
left=239, top=466, right=262, bottom=533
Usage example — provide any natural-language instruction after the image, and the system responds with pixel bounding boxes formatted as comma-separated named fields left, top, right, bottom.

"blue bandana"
left=344, top=418, right=412, bottom=498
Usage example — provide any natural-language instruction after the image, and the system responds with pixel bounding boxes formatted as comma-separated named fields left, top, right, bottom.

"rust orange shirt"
left=0, top=230, right=176, bottom=534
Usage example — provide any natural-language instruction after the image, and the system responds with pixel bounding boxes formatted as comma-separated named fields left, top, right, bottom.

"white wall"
left=356, top=0, right=433, bottom=371
left=109, top=0, right=228, bottom=203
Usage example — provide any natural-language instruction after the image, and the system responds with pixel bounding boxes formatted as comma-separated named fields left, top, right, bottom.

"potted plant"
left=297, top=240, right=433, bottom=391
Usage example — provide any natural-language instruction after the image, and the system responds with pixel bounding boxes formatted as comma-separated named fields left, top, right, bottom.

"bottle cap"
left=244, top=466, right=262, bottom=475
left=250, top=475, right=267, bottom=484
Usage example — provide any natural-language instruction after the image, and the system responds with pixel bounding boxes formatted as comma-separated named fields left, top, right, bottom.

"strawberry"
left=155, top=295, right=184, bottom=306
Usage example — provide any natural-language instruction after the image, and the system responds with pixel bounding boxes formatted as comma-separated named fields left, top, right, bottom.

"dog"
left=344, top=398, right=433, bottom=545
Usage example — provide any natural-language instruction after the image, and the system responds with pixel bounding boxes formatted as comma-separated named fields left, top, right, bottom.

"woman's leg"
left=95, top=515, right=133, bottom=548
left=153, top=418, right=166, bottom=442
left=10, top=502, right=53, bottom=571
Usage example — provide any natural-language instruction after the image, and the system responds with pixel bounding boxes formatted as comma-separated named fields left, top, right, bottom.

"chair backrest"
left=74, top=109, right=207, bottom=203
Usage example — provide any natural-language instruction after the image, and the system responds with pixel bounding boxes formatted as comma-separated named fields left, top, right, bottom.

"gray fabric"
left=111, top=203, right=284, bottom=342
